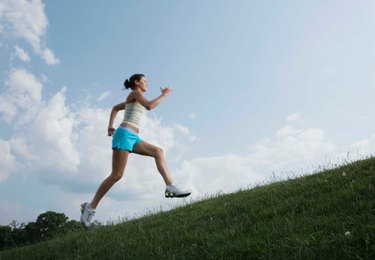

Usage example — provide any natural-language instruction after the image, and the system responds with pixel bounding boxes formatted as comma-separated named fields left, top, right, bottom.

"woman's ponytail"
left=124, top=79, right=131, bottom=89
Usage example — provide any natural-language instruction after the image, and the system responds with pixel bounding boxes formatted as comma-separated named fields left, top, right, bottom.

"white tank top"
left=122, top=102, right=147, bottom=129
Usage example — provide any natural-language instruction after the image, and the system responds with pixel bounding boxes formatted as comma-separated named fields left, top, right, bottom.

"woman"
left=80, top=73, right=191, bottom=228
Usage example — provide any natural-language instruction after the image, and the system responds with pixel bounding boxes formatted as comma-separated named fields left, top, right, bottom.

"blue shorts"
left=112, top=127, right=142, bottom=152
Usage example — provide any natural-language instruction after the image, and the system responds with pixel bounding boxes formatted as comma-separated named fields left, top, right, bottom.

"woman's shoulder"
left=128, top=89, right=145, bottom=102
left=126, top=91, right=137, bottom=103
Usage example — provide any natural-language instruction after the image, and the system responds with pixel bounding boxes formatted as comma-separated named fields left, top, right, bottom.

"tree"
left=35, top=211, right=69, bottom=240
left=0, top=225, right=12, bottom=250
left=2, top=211, right=85, bottom=250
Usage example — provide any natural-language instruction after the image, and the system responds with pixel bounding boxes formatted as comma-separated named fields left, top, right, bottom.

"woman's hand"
left=108, top=127, right=115, bottom=136
left=160, top=87, right=173, bottom=97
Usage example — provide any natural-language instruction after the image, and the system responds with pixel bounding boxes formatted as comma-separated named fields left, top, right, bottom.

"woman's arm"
left=133, top=87, right=172, bottom=110
left=107, top=102, right=126, bottom=136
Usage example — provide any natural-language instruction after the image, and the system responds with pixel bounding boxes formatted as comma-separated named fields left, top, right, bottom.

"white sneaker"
left=80, top=202, right=95, bottom=228
left=165, top=184, right=191, bottom=198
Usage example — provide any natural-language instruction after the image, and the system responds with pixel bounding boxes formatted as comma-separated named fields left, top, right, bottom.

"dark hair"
left=124, top=73, right=145, bottom=90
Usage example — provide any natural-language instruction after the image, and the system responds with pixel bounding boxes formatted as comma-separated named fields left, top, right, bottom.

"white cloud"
left=0, top=139, right=18, bottom=182
left=348, top=135, right=375, bottom=157
left=7, top=68, right=42, bottom=103
left=42, top=47, right=59, bottom=65
left=0, top=0, right=60, bottom=65
left=173, top=124, right=197, bottom=142
left=286, top=112, right=301, bottom=122
left=9, top=138, right=34, bottom=162
left=0, top=68, right=43, bottom=124
left=141, top=116, right=178, bottom=153
left=28, top=87, right=80, bottom=173
left=0, top=95, right=17, bottom=122
left=97, top=90, right=111, bottom=101
left=248, top=126, right=335, bottom=169
left=73, top=105, right=114, bottom=184
left=0, top=69, right=79, bottom=176
left=14, top=45, right=30, bottom=62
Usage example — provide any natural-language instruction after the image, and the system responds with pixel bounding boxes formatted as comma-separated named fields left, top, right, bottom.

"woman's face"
left=136, top=77, right=148, bottom=92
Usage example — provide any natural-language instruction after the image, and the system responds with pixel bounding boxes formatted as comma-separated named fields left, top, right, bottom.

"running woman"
left=80, top=73, right=191, bottom=227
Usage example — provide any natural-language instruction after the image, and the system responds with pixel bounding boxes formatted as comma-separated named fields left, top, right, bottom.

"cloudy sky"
left=0, top=0, right=374, bottom=225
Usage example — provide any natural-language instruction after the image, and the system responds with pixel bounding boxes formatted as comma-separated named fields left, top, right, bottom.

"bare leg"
left=90, top=149, right=129, bottom=209
left=132, top=141, right=173, bottom=186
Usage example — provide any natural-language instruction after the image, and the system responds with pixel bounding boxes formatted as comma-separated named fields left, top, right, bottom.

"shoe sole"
left=165, top=191, right=191, bottom=198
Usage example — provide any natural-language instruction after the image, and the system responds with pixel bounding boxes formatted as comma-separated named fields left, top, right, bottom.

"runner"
left=80, top=73, right=191, bottom=227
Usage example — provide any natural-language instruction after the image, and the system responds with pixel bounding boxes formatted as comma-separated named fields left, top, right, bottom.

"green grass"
left=1, top=157, right=375, bottom=259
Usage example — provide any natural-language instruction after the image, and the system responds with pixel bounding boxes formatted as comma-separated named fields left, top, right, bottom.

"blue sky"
left=0, top=0, right=374, bottom=225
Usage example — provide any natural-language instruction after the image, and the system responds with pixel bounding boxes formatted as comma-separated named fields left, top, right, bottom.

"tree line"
left=0, top=211, right=98, bottom=251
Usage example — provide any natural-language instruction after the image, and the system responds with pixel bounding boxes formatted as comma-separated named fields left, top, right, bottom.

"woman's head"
left=124, top=73, right=146, bottom=91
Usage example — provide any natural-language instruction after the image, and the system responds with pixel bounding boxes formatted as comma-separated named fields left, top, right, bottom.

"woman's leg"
left=90, top=149, right=129, bottom=209
left=132, top=141, right=173, bottom=186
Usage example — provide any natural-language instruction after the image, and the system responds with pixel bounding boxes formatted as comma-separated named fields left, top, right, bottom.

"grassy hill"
left=1, top=157, right=375, bottom=259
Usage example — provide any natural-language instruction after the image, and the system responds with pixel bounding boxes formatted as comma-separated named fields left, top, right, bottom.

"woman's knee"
left=154, top=147, right=164, bottom=158
left=110, top=171, right=123, bottom=182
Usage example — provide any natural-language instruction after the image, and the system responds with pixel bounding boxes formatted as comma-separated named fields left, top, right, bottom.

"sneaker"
left=165, top=184, right=191, bottom=198
left=80, top=202, right=95, bottom=228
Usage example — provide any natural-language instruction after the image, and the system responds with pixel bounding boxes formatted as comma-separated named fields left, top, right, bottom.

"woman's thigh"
left=132, top=141, right=162, bottom=157
left=112, top=149, right=130, bottom=174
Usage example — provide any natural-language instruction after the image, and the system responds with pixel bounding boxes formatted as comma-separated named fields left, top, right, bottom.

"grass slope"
left=1, top=158, right=375, bottom=259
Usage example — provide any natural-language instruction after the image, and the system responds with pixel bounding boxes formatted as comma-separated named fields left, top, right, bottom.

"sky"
left=0, top=0, right=374, bottom=225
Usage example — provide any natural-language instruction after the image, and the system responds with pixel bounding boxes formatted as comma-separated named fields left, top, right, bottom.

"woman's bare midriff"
left=120, top=122, right=140, bottom=133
